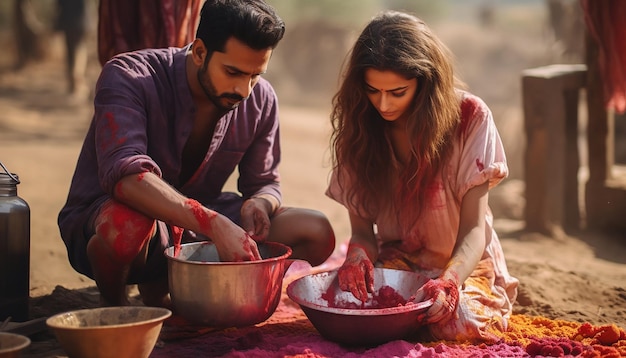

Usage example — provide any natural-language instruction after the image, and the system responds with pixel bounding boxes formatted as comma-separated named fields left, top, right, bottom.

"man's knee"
left=94, top=200, right=155, bottom=261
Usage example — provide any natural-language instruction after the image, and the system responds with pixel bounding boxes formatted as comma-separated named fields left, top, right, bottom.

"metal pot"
left=164, top=241, right=292, bottom=327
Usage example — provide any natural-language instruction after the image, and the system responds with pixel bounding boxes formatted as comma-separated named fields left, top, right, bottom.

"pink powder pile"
left=151, top=255, right=626, bottom=358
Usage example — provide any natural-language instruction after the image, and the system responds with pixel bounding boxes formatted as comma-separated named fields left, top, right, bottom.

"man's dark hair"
left=196, top=0, right=285, bottom=54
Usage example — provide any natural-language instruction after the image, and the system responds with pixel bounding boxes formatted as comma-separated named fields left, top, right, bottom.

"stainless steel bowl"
left=287, top=268, right=433, bottom=346
left=165, top=241, right=292, bottom=327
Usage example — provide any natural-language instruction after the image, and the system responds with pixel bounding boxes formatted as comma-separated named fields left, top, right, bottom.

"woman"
left=326, top=11, right=518, bottom=342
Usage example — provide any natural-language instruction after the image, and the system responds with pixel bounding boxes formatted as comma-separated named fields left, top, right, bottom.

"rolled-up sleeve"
left=93, top=60, right=163, bottom=195
left=455, top=93, right=508, bottom=201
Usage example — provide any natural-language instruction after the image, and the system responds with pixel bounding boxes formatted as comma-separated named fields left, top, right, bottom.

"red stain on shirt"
left=99, top=112, right=127, bottom=151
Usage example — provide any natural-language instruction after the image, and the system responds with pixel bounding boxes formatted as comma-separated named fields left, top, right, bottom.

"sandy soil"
left=0, top=12, right=625, bottom=356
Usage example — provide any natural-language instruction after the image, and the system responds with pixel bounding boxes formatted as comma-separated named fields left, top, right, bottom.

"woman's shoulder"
left=456, top=90, right=491, bottom=119
left=454, top=89, right=496, bottom=140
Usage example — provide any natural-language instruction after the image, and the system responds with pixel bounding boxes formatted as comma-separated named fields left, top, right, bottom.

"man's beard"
left=197, top=63, right=245, bottom=112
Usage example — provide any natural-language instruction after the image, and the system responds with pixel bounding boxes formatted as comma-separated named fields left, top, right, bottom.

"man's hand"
left=240, top=196, right=275, bottom=243
left=210, top=214, right=262, bottom=262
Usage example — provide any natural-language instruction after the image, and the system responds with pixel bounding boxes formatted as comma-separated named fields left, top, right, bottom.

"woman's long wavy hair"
left=330, top=11, right=463, bottom=231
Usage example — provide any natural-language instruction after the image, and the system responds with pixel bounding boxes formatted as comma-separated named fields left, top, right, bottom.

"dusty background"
left=0, top=0, right=625, bottom=356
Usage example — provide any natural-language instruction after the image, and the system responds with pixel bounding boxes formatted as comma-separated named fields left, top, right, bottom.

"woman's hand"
left=337, top=245, right=375, bottom=302
left=413, top=276, right=460, bottom=324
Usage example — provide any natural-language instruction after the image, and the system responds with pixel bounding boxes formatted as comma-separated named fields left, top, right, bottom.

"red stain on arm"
left=113, top=172, right=147, bottom=200
left=114, top=181, right=125, bottom=200
left=185, top=199, right=217, bottom=232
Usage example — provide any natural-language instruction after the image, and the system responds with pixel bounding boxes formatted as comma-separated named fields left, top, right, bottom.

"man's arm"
left=114, top=171, right=262, bottom=261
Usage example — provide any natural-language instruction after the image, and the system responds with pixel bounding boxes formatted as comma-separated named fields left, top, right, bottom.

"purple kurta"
left=58, top=45, right=282, bottom=275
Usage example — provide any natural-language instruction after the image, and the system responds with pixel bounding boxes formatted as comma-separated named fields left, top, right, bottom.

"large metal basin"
left=165, top=241, right=292, bottom=327
left=287, top=268, right=433, bottom=346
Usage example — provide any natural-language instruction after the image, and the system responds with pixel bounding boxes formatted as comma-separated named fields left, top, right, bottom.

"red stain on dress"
left=475, top=158, right=485, bottom=171
left=459, top=96, right=478, bottom=137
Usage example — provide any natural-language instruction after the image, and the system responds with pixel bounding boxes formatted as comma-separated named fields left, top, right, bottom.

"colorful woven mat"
left=151, top=259, right=626, bottom=358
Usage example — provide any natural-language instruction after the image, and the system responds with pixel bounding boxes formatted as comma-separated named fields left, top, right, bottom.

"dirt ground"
left=0, top=6, right=625, bottom=356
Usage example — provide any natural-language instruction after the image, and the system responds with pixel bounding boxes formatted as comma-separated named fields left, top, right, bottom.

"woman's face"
left=364, top=69, right=418, bottom=123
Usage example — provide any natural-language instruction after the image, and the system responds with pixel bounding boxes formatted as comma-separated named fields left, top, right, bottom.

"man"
left=56, top=0, right=88, bottom=96
left=58, top=0, right=336, bottom=308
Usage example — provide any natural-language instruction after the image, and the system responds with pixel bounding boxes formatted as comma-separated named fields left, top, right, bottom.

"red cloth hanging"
left=97, top=0, right=202, bottom=66
left=581, top=0, right=626, bottom=114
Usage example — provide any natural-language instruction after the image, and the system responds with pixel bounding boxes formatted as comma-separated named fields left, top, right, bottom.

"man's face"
left=197, top=37, right=272, bottom=111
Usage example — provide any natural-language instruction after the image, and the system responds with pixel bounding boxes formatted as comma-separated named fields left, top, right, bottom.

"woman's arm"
left=347, top=212, right=379, bottom=261
left=337, top=212, right=378, bottom=301
left=414, top=181, right=489, bottom=323
left=443, top=180, right=489, bottom=284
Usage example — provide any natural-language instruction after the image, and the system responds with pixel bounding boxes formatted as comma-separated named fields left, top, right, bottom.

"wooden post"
left=522, top=64, right=587, bottom=237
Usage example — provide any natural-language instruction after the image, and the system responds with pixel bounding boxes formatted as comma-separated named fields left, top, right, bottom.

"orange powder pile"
left=489, top=314, right=626, bottom=357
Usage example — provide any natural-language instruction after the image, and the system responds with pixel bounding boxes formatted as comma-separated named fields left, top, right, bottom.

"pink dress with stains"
left=326, top=91, right=519, bottom=342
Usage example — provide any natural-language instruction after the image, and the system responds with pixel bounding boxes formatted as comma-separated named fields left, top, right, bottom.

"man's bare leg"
left=87, top=234, right=132, bottom=306
left=269, top=208, right=336, bottom=267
